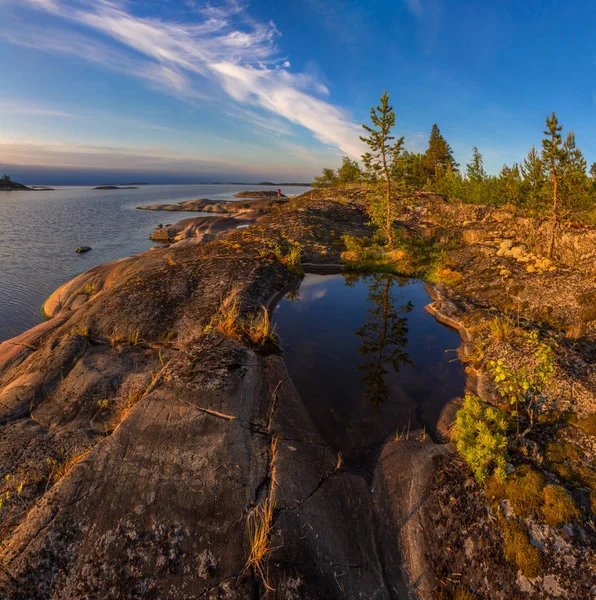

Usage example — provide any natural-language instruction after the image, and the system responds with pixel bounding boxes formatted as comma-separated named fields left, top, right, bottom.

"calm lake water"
left=0, top=184, right=310, bottom=341
left=273, top=273, right=465, bottom=472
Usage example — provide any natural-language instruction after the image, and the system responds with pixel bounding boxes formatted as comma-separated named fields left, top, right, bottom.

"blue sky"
left=0, top=0, right=595, bottom=183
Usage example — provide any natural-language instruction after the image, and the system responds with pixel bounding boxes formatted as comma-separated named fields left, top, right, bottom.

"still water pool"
left=272, top=272, right=465, bottom=471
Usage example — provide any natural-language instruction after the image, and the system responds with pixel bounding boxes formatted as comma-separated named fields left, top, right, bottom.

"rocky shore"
left=1, top=186, right=595, bottom=598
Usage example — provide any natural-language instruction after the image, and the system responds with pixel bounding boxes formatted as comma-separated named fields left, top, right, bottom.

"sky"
left=0, top=0, right=595, bottom=184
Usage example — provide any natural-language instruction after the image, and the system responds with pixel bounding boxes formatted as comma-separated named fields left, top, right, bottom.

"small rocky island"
left=92, top=185, right=140, bottom=190
left=0, top=177, right=30, bottom=191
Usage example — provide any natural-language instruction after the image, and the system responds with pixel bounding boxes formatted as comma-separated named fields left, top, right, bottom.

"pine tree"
left=360, top=90, right=404, bottom=245
left=562, top=131, right=591, bottom=211
left=590, top=162, right=596, bottom=181
left=466, top=147, right=486, bottom=183
left=521, top=146, right=546, bottom=208
left=497, top=164, right=523, bottom=206
left=424, top=124, right=458, bottom=180
left=541, top=113, right=568, bottom=257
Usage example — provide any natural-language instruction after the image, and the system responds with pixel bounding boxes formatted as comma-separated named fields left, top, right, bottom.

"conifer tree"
left=497, top=163, right=523, bottom=206
left=521, top=145, right=546, bottom=208
left=466, top=146, right=486, bottom=182
left=541, top=112, right=568, bottom=257
left=562, top=131, right=591, bottom=211
left=424, top=124, right=458, bottom=180
left=590, top=162, right=596, bottom=181
left=360, top=90, right=404, bottom=245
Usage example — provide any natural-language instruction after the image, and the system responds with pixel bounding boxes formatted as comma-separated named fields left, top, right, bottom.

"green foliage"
left=311, top=167, right=338, bottom=188
left=310, top=156, right=364, bottom=188
left=453, top=395, right=509, bottom=484
left=337, top=156, right=364, bottom=184
left=424, top=123, right=459, bottom=178
left=274, top=241, right=303, bottom=274
left=487, top=331, right=554, bottom=428
left=360, top=90, right=407, bottom=245
left=1, top=174, right=11, bottom=182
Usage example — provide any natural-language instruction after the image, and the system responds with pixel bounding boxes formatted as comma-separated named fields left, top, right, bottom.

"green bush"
left=453, top=395, right=509, bottom=484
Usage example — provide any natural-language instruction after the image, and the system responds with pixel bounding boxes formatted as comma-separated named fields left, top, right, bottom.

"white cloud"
left=4, top=0, right=366, bottom=159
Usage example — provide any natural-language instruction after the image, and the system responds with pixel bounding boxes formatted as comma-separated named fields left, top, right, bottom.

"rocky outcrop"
left=233, top=190, right=286, bottom=198
left=149, top=216, right=247, bottom=243
left=138, top=197, right=288, bottom=213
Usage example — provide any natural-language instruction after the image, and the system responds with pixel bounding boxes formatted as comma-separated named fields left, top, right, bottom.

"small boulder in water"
left=76, top=246, right=92, bottom=253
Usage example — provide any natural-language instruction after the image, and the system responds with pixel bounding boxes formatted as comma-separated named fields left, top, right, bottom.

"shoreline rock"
left=233, top=190, right=287, bottom=198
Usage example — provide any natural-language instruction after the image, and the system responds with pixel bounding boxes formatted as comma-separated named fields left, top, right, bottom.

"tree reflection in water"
left=352, top=273, right=414, bottom=415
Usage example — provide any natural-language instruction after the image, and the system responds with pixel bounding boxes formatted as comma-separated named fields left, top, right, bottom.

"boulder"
left=76, top=246, right=92, bottom=253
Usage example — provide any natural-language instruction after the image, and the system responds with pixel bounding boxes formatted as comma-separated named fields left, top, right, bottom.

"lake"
left=0, top=184, right=310, bottom=341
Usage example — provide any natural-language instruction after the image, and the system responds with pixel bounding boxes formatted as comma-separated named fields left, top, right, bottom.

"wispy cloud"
left=0, top=101, right=76, bottom=118
left=3, top=0, right=364, bottom=158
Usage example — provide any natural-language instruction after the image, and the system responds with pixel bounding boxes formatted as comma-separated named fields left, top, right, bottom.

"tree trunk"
left=382, top=150, right=392, bottom=246
left=547, top=172, right=558, bottom=258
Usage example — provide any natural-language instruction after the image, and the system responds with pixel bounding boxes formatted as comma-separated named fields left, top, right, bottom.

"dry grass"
left=335, top=451, right=343, bottom=471
left=47, top=449, right=90, bottom=483
left=489, top=316, right=517, bottom=342
left=246, top=307, right=279, bottom=347
left=71, top=325, right=89, bottom=337
left=245, top=498, right=275, bottom=590
left=395, top=421, right=411, bottom=442
left=212, top=295, right=242, bottom=340
left=565, top=323, right=583, bottom=339
left=118, top=388, right=145, bottom=422
left=211, top=293, right=278, bottom=348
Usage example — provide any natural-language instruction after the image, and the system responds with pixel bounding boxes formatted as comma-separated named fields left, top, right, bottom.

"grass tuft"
left=246, top=498, right=275, bottom=590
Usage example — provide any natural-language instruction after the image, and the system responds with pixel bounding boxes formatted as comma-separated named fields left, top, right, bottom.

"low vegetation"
left=208, top=293, right=279, bottom=349
left=245, top=498, right=275, bottom=590
left=452, top=395, right=508, bottom=484
left=501, top=519, right=543, bottom=579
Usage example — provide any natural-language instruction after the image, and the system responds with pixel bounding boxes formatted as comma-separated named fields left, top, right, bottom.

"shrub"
left=452, top=395, right=509, bottom=484
left=541, top=484, right=579, bottom=526
left=502, top=519, right=543, bottom=578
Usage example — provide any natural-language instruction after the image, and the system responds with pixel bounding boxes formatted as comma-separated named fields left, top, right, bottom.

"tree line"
left=312, top=96, right=596, bottom=235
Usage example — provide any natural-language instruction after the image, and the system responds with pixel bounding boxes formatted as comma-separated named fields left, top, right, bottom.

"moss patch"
left=502, top=519, right=543, bottom=578
left=541, top=484, right=580, bottom=526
